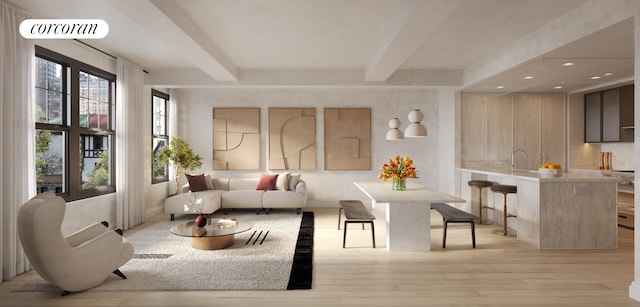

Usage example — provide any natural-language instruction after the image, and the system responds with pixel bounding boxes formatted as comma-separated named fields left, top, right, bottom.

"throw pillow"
left=276, top=172, right=291, bottom=191
left=186, top=173, right=208, bottom=192
left=256, top=174, right=278, bottom=190
left=204, top=173, right=215, bottom=190
left=288, top=173, right=301, bottom=191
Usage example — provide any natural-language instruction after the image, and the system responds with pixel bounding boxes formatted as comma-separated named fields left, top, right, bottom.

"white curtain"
left=0, top=2, right=35, bottom=281
left=115, top=58, right=146, bottom=230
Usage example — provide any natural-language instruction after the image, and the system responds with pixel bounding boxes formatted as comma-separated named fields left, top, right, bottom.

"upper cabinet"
left=584, top=84, right=634, bottom=143
left=584, top=92, right=602, bottom=143
left=619, top=85, right=634, bottom=141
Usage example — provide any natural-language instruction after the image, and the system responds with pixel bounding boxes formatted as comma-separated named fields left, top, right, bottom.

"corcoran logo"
left=19, top=19, right=109, bottom=39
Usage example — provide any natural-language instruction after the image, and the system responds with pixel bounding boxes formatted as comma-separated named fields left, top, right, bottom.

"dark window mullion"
left=68, top=63, right=81, bottom=197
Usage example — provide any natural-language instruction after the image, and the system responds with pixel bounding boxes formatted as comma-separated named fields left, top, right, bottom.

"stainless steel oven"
left=617, top=173, right=634, bottom=229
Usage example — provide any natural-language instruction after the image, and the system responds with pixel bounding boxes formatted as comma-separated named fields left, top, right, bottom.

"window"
left=152, top=90, right=169, bottom=183
left=35, top=46, right=116, bottom=201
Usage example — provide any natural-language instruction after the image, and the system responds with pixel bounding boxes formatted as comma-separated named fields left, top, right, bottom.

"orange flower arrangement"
left=378, top=155, right=418, bottom=181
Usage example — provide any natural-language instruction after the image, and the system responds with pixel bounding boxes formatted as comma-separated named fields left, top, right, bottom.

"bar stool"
left=467, top=180, right=494, bottom=224
left=490, top=184, right=517, bottom=236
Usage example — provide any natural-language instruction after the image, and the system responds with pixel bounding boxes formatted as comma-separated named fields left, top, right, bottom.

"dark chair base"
left=343, top=220, right=375, bottom=248
left=340, top=200, right=376, bottom=248
left=432, top=203, right=478, bottom=248
left=442, top=219, right=476, bottom=248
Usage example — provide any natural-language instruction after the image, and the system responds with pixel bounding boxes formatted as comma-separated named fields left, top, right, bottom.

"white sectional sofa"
left=164, top=175, right=307, bottom=220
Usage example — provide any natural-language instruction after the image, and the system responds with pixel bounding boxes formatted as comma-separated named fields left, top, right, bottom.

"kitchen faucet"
left=511, top=149, right=527, bottom=172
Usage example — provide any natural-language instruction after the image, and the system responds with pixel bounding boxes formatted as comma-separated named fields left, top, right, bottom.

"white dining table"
left=354, top=181, right=466, bottom=251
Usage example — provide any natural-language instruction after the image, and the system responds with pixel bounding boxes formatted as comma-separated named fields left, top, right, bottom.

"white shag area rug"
left=17, top=211, right=302, bottom=292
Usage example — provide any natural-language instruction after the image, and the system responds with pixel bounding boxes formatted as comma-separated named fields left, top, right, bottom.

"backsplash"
left=601, top=143, right=635, bottom=170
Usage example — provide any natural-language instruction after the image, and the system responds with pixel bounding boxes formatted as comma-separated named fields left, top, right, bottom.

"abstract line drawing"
left=212, top=108, right=260, bottom=170
left=324, top=108, right=371, bottom=170
left=269, top=108, right=316, bottom=170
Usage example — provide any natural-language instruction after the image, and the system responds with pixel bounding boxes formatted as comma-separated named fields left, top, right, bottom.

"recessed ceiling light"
left=524, top=76, right=534, bottom=80
left=603, top=72, right=613, bottom=76
left=590, top=76, right=601, bottom=80
left=496, top=85, right=505, bottom=89
left=554, top=85, right=563, bottom=89
left=562, top=62, right=575, bottom=67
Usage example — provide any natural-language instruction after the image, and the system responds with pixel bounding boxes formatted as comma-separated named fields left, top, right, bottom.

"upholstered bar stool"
left=467, top=180, right=494, bottom=224
left=490, top=184, right=517, bottom=236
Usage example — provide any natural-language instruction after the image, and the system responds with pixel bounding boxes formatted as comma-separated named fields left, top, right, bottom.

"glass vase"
left=392, top=178, right=406, bottom=191
left=195, top=214, right=207, bottom=227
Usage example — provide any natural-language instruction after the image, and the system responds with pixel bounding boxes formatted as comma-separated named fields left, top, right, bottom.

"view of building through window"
left=35, top=57, right=66, bottom=194
left=35, top=46, right=116, bottom=200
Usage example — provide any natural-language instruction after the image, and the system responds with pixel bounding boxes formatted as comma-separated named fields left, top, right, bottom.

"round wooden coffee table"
left=170, top=218, right=254, bottom=250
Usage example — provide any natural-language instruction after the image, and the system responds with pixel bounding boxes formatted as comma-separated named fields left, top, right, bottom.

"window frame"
left=151, top=89, right=170, bottom=184
left=35, top=46, right=116, bottom=202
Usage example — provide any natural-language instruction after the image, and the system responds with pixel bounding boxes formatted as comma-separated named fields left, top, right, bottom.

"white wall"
left=174, top=87, right=449, bottom=207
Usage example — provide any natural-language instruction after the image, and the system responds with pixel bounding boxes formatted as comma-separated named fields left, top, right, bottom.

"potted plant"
left=158, top=136, right=203, bottom=192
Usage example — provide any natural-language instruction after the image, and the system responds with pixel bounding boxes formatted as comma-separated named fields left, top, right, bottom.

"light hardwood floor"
left=2, top=207, right=640, bottom=306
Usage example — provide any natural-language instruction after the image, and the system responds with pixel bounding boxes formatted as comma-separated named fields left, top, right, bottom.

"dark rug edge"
left=287, top=211, right=314, bottom=290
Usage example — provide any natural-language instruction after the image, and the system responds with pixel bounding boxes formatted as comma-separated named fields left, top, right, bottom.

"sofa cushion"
left=256, top=174, right=278, bottom=190
left=229, top=178, right=259, bottom=190
left=263, top=190, right=305, bottom=208
left=276, top=172, right=290, bottom=191
left=221, top=190, right=264, bottom=209
left=212, top=177, right=229, bottom=191
left=164, top=190, right=223, bottom=215
left=288, top=173, right=301, bottom=191
left=186, top=173, right=208, bottom=192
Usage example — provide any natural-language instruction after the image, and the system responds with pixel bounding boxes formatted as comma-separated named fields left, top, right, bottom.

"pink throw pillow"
left=256, top=174, right=278, bottom=190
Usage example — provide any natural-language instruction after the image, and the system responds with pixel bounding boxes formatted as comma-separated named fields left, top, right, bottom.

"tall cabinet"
left=461, top=92, right=566, bottom=170
left=515, top=93, right=566, bottom=169
left=460, top=93, right=513, bottom=169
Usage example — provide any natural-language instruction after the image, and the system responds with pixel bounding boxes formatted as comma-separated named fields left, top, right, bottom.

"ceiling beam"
left=364, top=0, right=464, bottom=82
left=148, top=68, right=462, bottom=88
left=108, top=0, right=238, bottom=81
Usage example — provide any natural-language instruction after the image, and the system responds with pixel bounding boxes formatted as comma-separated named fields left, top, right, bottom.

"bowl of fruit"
left=538, top=163, right=562, bottom=177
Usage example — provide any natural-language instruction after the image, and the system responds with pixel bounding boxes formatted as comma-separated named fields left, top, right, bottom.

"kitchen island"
left=459, top=168, right=619, bottom=249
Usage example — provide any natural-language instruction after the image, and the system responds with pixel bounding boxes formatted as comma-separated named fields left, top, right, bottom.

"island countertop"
left=459, top=167, right=620, bottom=183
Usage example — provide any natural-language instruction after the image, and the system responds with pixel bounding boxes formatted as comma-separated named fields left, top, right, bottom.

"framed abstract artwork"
left=212, top=108, right=260, bottom=170
left=268, top=108, right=316, bottom=170
left=324, top=108, right=371, bottom=170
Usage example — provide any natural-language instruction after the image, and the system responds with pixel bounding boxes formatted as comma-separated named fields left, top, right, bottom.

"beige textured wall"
left=175, top=87, right=440, bottom=207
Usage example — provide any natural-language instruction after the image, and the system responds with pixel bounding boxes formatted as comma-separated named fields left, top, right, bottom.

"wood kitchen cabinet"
left=461, top=92, right=565, bottom=170
left=461, top=93, right=488, bottom=167
left=515, top=93, right=566, bottom=169
left=486, top=95, right=513, bottom=166
left=461, top=93, right=512, bottom=168
left=584, top=84, right=634, bottom=143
